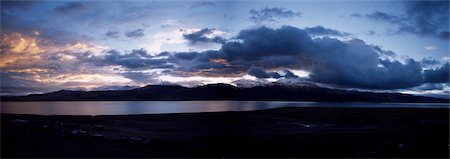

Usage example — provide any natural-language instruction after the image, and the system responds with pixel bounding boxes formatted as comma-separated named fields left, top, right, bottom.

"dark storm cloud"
left=423, top=63, right=450, bottom=83
left=171, top=52, right=200, bottom=60
left=216, top=26, right=444, bottom=89
left=248, top=66, right=271, bottom=78
left=249, top=7, right=300, bottom=24
left=356, top=1, right=449, bottom=40
left=77, top=25, right=447, bottom=90
left=304, top=26, right=351, bottom=37
left=268, top=72, right=282, bottom=79
left=182, top=28, right=226, bottom=45
left=164, top=52, right=242, bottom=77
left=222, top=26, right=313, bottom=61
left=55, top=2, right=86, bottom=14
left=154, top=26, right=422, bottom=89
left=283, top=70, right=299, bottom=79
left=125, top=29, right=145, bottom=38
left=308, top=37, right=423, bottom=89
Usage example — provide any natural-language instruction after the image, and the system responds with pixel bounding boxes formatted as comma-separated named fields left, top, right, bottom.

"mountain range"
left=2, top=83, right=448, bottom=103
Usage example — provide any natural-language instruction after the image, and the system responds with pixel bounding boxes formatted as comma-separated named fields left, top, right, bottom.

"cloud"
left=0, top=29, right=129, bottom=95
left=91, top=85, right=140, bottom=91
left=421, top=57, right=441, bottom=67
left=424, top=45, right=438, bottom=50
left=308, top=38, right=424, bottom=89
left=403, top=1, right=449, bottom=40
left=0, top=71, right=135, bottom=95
left=223, top=14, right=237, bottom=20
left=121, top=72, right=160, bottom=84
left=304, top=26, right=351, bottom=37
left=82, top=49, right=171, bottom=69
left=55, top=2, right=86, bottom=14
left=365, top=12, right=404, bottom=25
left=413, top=83, right=446, bottom=91
left=3, top=24, right=449, bottom=95
left=160, top=19, right=180, bottom=28
left=0, top=72, right=56, bottom=95
left=145, top=29, right=192, bottom=53
left=0, top=32, right=104, bottom=70
left=248, top=66, right=272, bottom=78
left=282, top=70, right=299, bottom=79
left=174, top=26, right=447, bottom=89
left=1, top=19, right=92, bottom=47
left=423, top=63, right=450, bottom=83
left=355, top=1, right=449, bottom=40
left=182, top=28, right=226, bottom=45
left=222, top=26, right=313, bottom=62
left=402, top=83, right=449, bottom=99
left=367, top=30, right=376, bottom=36
left=349, top=13, right=362, bottom=18
left=190, top=1, right=214, bottom=9
left=444, top=57, right=450, bottom=63
left=249, top=7, right=300, bottom=24
left=105, top=31, right=120, bottom=38
left=125, top=29, right=145, bottom=38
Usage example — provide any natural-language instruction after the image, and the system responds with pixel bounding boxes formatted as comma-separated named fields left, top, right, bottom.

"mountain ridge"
left=1, top=83, right=448, bottom=103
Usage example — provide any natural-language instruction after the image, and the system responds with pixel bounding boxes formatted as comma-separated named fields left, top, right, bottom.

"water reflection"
left=1, top=101, right=448, bottom=115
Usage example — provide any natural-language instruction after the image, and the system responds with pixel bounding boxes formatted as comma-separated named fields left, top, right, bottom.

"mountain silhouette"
left=2, top=83, right=448, bottom=103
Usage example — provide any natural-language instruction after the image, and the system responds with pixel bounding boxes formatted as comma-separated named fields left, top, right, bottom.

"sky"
left=1, top=0, right=449, bottom=98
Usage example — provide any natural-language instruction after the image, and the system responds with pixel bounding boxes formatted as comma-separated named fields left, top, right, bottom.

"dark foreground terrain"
left=2, top=107, right=449, bottom=158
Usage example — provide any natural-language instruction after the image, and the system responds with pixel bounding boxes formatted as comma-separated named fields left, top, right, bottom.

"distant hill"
left=1, top=83, right=448, bottom=103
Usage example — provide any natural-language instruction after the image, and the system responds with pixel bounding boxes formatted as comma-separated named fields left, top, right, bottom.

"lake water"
left=1, top=101, right=449, bottom=115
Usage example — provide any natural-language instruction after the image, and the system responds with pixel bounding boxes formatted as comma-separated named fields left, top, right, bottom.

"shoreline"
left=2, top=107, right=449, bottom=158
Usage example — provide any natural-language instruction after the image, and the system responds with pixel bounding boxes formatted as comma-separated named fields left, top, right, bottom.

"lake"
left=1, top=101, right=449, bottom=115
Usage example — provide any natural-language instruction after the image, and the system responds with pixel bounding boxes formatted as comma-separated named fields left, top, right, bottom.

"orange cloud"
left=0, top=33, right=45, bottom=67
left=6, top=68, right=49, bottom=75
left=209, top=58, right=231, bottom=66
left=1, top=32, right=44, bottom=54
left=0, top=32, right=106, bottom=68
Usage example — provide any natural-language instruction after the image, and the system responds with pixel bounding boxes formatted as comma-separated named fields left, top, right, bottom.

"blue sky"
left=1, top=0, right=449, bottom=97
